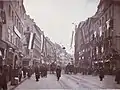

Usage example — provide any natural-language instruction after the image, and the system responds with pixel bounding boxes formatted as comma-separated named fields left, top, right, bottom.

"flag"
left=28, top=32, right=36, bottom=49
left=41, top=34, right=45, bottom=53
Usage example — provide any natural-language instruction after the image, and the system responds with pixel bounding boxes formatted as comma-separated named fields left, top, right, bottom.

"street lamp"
left=62, top=47, right=65, bottom=49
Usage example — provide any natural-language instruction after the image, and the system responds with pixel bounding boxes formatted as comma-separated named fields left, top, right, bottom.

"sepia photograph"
left=0, top=0, right=120, bottom=90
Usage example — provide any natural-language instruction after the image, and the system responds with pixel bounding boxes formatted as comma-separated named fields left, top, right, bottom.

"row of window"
left=96, top=5, right=113, bottom=27
left=88, top=6, right=113, bottom=42
left=9, top=4, right=23, bottom=35
left=8, top=28, right=22, bottom=49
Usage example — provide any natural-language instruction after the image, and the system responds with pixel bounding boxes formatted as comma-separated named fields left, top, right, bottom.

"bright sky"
left=23, top=0, right=99, bottom=54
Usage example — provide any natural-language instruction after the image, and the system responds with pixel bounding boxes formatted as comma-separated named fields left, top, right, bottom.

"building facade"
left=0, top=0, right=26, bottom=68
left=44, top=37, right=55, bottom=64
left=75, top=0, right=120, bottom=74
left=23, top=14, right=43, bottom=66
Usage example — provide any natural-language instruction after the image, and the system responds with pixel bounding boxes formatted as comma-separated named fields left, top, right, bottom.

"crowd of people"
left=64, top=62, right=120, bottom=84
left=0, top=61, right=63, bottom=90
left=0, top=64, right=34, bottom=90
left=0, top=59, right=120, bottom=90
left=34, top=63, right=62, bottom=81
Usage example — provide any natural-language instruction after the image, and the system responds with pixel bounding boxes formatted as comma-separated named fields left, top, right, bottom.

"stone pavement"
left=14, top=74, right=106, bottom=90
left=73, top=73, right=120, bottom=89
left=8, top=73, right=120, bottom=90
left=14, top=74, right=67, bottom=90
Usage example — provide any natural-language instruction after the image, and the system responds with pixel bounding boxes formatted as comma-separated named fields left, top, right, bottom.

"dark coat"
left=22, top=67, right=27, bottom=75
left=115, top=69, right=120, bottom=81
left=0, top=71, right=7, bottom=89
left=34, top=66, right=39, bottom=75
left=56, top=67, right=61, bottom=77
left=99, top=69, right=104, bottom=78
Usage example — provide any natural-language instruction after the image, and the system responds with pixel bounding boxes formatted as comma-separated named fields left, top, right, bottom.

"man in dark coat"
left=115, top=69, right=120, bottom=84
left=40, top=64, right=44, bottom=77
left=56, top=65, right=62, bottom=81
left=34, top=65, right=40, bottom=81
left=43, top=65, right=47, bottom=77
left=18, top=66, right=22, bottom=82
left=0, top=65, right=7, bottom=90
left=22, top=66, right=27, bottom=78
left=27, top=66, right=32, bottom=78
left=99, top=67, right=104, bottom=81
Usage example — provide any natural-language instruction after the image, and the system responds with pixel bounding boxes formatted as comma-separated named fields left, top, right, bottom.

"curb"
left=9, top=78, right=28, bottom=90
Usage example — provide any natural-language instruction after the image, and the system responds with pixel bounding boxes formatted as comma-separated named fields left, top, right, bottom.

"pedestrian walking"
left=115, top=69, right=120, bottom=84
left=43, top=64, right=48, bottom=78
left=22, top=66, right=27, bottom=78
left=34, top=65, right=40, bottom=81
left=0, top=65, right=8, bottom=90
left=56, top=65, right=62, bottom=81
left=40, top=64, right=44, bottom=77
left=8, top=65, right=12, bottom=82
left=27, top=66, right=32, bottom=78
left=18, top=66, right=22, bottom=82
left=99, top=67, right=104, bottom=81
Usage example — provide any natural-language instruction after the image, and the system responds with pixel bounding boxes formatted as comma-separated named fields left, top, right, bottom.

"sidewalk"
left=74, top=73, right=120, bottom=89
left=8, top=77, right=27, bottom=90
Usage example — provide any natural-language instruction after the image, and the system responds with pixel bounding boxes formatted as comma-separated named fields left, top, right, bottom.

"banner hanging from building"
left=28, top=32, right=36, bottom=49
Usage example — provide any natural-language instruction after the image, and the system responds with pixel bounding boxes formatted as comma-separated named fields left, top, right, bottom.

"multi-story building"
left=0, top=1, right=7, bottom=65
left=0, top=0, right=26, bottom=67
left=23, top=14, right=42, bottom=66
left=33, top=24, right=42, bottom=64
left=75, top=19, right=93, bottom=69
left=75, top=0, right=120, bottom=73
left=92, top=0, right=120, bottom=72
left=74, top=21, right=85, bottom=65
left=44, top=37, right=55, bottom=64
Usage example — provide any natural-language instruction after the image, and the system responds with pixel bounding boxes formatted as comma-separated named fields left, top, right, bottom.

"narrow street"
left=14, top=73, right=120, bottom=90
left=1, top=0, right=120, bottom=90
